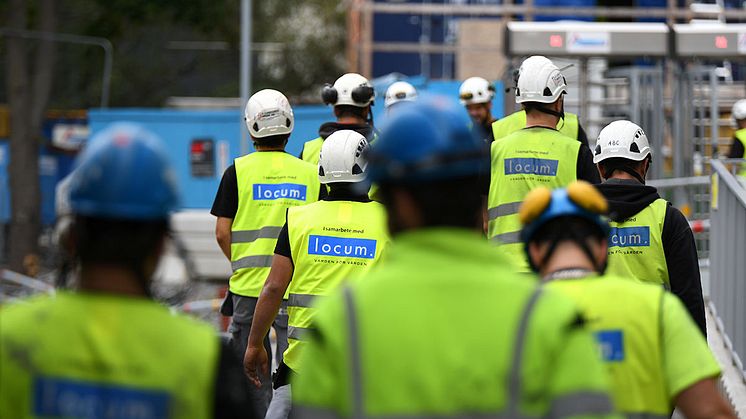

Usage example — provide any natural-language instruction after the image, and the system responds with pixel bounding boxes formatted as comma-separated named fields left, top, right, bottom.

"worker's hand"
left=243, top=345, right=268, bottom=388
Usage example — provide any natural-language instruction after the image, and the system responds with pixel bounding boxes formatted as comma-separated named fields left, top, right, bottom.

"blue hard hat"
left=69, top=122, right=179, bottom=220
left=520, top=183, right=610, bottom=245
left=366, top=95, right=488, bottom=183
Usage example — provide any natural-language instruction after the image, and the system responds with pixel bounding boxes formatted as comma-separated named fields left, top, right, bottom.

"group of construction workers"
left=0, top=53, right=739, bottom=419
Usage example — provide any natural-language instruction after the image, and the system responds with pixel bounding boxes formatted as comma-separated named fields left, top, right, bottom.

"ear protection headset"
left=321, top=83, right=375, bottom=106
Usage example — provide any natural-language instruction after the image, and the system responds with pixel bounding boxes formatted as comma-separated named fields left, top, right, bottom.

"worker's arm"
left=675, top=378, right=735, bottom=419
left=726, top=137, right=745, bottom=173
left=727, top=136, right=744, bottom=159
left=577, top=123, right=589, bottom=148
left=211, top=164, right=238, bottom=260
left=576, top=146, right=602, bottom=184
left=661, top=293, right=725, bottom=414
left=663, top=205, right=706, bottom=335
left=244, top=254, right=293, bottom=387
left=215, top=217, right=232, bottom=260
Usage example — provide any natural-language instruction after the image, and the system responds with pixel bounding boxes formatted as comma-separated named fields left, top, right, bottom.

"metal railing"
left=648, top=175, right=712, bottom=260
left=709, top=160, right=746, bottom=381
left=0, top=269, right=54, bottom=304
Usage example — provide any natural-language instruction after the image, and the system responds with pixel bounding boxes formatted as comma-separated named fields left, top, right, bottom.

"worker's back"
left=547, top=275, right=721, bottom=416
left=293, top=228, right=615, bottom=418
left=488, top=127, right=582, bottom=270
left=605, top=197, right=669, bottom=288
left=231, top=151, right=320, bottom=298
left=492, top=110, right=579, bottom=142
left=0, top=292, right=219, bottom=419
left=283, top=198, right=389, bottom=371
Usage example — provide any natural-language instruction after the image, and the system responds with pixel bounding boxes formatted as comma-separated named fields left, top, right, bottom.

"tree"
left=4, top=0, right=55, bottom=273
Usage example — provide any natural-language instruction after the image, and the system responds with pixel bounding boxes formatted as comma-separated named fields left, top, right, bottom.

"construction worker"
left=243, top=130, right=389, bottom=419
left=520, top=181, right=735, bottom=418
left=487, top=56, right=600, bottom=271
left=384, top=80, right=417, bottom=113
left=0, top=123, right=255, bottom=419
left=211, top=89, right=322, bottom=414
left=492, top=56, right=589, bottom=147
left=593, top=120, right=706, bottom=335
left=728, top=99, right=746, bottom=179
left=459, top=76, right=497, bottom=142
left=300, top=73, right=376, bottom=165
left=292, top=97, right=617, bottom=419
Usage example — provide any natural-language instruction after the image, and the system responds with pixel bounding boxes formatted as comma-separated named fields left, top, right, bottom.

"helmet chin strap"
left=534, top=103, right=565, bottom=124
left=536, top=232, right=606, bottom=276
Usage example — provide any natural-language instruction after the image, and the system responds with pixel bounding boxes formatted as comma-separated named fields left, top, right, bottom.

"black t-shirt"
left=210, top=162, right=327, bottom=219
left=577, top=123, right=590, bottom=148
left=274, top=188, right=372, bottom=261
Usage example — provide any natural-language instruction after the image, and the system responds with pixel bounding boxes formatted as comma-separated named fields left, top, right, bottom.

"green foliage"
left=39, top=0, right=344, bottom=108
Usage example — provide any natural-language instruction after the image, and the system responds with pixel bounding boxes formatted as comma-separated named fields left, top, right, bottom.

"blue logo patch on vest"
left=594, top=330, right=625, bottom=362
left=504, top=158, right=559, bottom=176
left=34, top=376, right=170, bottom=419
left=308, top=235, right=377, bottom=259
left=253, top=183, right=307, bottom=201
left=609, top=226, right=650, bottom=247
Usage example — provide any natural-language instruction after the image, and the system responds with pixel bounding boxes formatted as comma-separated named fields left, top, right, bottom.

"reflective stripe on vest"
left=301, top=137, right=324, bottom=165
left=0, top=292, right=218, bottom=419
left=339, top=286, right=614, bottom=419
left=283, top=200, right=389, bottom=371
left=605, top=198, right=670, bottom=289
left=231, top=152, right=320, bottom=297
left=548, top=275, right=671, bottom=416
left=487, top=128, right=581, bottom=271
left=492, top=111, right=579, bottom=142
left=735, top=129, right=746, bottom=177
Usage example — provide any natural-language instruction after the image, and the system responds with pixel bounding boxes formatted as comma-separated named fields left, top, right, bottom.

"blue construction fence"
left=0, top=78, right=503, bottom=225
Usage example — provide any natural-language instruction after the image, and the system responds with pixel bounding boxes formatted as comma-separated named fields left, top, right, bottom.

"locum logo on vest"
left=308, top=235, right=377, bottom=259
left=33, top=376, right=171, bottom=419
left=609, top=226, right=650, bottom=247
left=594, top=330, right=625, bottom=362
left=504, top=158, right=559, bottom=176
left=253, top=183, right=307, bottom=201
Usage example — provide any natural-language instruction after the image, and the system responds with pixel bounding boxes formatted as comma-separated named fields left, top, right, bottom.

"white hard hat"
left=732, top=99, right=746, bottom=126
left=322, top=73, right=374, bottom=108
left=516, top=56, right=567, bottom=104
left=459, top=77, right=495, bottom=105
left=384, top=81, right=418, bottom=109
left=245, top=89, right=294, bottom=138
left=318, top=130, right=369, bottom=184
left=593, top=120, right=651, bottom=164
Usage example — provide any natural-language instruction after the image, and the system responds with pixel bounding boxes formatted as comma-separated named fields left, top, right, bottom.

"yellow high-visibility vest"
left=231, top=151, right=320, bottom=297
left=284, top=200, right=389, bottom=371
left=488, top=127, right=581, bottom=271
left=0, top=292, right=219, bottom=418
left=492, top=110, right=579, bottom=142
left=606, top=198, right=670, bottom=289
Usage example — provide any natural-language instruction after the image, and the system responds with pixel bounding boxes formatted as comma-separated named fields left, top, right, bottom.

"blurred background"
left=2, top=0, right=746, bottom=322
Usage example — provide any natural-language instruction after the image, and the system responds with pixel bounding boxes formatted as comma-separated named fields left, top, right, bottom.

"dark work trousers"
left=223, top=292, right=289, bottom=417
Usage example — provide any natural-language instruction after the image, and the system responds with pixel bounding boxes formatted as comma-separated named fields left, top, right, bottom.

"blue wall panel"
left=89, top=109, right=241, bottom=210
left=86, top=80, right=503, bottom=210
